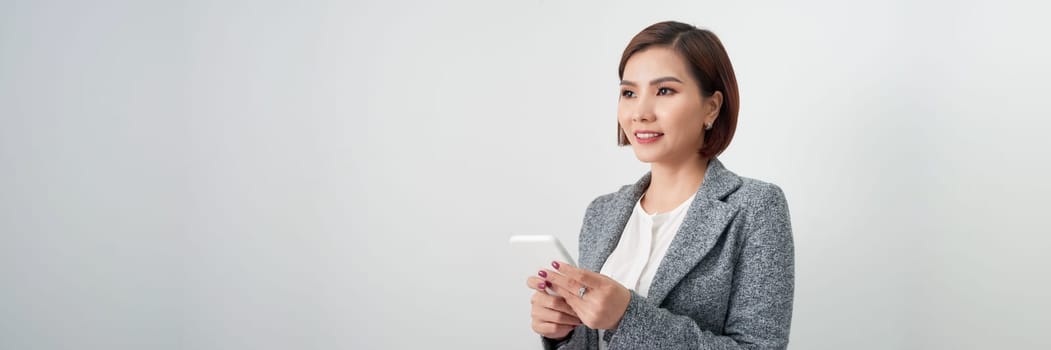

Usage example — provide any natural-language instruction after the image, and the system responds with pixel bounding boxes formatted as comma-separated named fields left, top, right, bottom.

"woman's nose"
left=631, top=96, right=656, bottom=122
left=632, top=107, right=655, bottom=122
left=632, top=113, right=652, bottom=123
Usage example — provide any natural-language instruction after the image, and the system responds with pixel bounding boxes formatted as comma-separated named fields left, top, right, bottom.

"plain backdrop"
left=2, top=0, right=1050, bottom=349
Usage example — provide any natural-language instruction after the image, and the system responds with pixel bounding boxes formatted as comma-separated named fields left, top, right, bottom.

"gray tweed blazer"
left=543, top=158, right=794, bottom=349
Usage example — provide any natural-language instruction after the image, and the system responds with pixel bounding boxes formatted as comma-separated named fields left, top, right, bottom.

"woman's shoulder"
left=725, top=175, right=791, bottom=233
left=582, top=169, right=790, bottom=215
left=583, top=188, right=627, bottom=212
left=727, top=176, right=787, bottom=207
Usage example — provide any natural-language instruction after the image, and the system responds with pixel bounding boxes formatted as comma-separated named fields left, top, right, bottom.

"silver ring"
left=578, top=286, right=587, bottom=299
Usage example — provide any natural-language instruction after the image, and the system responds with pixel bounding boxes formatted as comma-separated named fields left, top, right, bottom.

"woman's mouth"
left=635, top=131, right=664, bottom=144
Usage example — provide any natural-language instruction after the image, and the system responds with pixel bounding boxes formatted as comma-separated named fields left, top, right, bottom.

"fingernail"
left=538, top=282, right=546, bottom=289
left=551, top=261, right=560, bottom=269
left=545, top=280, right=552, bottom=288
left=538, top=270, right=547, bottom=278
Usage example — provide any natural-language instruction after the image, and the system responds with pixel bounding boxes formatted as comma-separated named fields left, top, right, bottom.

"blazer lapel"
left=645, top=159, right=742, bottom=305
left=582, top=159, right=743, bottom=306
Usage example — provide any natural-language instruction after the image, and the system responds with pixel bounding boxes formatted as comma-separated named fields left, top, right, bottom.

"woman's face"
left=618, top=46, right=719, bottom=165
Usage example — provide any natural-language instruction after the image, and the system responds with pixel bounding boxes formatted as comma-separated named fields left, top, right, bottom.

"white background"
left=2, top=0, right=1050, bottom=349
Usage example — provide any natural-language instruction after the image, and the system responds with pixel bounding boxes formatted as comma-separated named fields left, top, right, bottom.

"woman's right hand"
left=526, top=275, right=582, bottom=340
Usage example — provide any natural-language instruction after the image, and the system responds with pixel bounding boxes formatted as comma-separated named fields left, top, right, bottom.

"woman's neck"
left=640, top=156, right=710, bottom=214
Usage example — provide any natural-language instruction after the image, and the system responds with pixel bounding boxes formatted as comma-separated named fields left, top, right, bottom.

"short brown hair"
left=616, top=21, right=739, bottom=159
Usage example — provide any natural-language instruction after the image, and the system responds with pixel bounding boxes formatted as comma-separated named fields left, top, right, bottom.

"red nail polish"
left=545, top=280, right=552, bottom=288
left=551, top=261, right=560, bottom=269
left=538, top=270, right=547, bottom=278
left=538, top=282, right=546, bottom=289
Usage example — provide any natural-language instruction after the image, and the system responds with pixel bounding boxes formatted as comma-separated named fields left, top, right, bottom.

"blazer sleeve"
left=538, top=196, right=606, bottom=350
left=540, top=328, right=579, bottom=350
left=606, top=185, right=795, bottom=349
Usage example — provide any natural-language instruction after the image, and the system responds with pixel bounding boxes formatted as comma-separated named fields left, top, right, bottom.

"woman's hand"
left=525, top=275, right=581, bottom=339
left=541, top=261, right=631, bottom=330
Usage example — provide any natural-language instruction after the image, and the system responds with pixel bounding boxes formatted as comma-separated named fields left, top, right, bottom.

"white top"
left=597, top=192, right=696, bottom=349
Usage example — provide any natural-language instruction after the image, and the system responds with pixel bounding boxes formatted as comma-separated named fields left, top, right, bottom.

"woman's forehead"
left=622, top=47, right=692, bottom=82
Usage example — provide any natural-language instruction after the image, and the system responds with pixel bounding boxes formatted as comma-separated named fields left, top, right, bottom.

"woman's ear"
left=705, top=91, right=723, bottom=125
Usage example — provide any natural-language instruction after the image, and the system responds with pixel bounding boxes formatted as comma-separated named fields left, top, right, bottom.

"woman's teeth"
left=636, top=133, right=662, bottom=139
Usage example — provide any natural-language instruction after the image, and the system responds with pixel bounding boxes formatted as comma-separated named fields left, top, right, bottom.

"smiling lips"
left=634, top=130, right=664, bottom=144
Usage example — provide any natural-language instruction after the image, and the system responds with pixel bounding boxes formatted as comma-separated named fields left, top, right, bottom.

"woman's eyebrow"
left=620, top=76, right=684, bottom=86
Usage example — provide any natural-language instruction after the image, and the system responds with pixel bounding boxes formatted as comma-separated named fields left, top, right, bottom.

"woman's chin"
left=631, top=150, right=663, bottom=164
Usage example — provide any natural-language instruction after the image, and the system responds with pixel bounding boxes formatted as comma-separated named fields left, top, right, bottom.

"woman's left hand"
left=541, top=261, right=631, bottom=330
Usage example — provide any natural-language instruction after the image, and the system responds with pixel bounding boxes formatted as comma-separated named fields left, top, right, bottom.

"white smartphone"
left=509, top=235, right=577, bottom=296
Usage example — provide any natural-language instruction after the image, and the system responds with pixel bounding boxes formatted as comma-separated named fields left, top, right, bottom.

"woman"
left=525, top=21, right=794, bottom=349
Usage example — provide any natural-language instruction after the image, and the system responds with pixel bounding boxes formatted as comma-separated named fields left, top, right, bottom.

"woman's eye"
left=657, top=87, right=675, bottom=96
left=621, top=90, right=636, bottom=98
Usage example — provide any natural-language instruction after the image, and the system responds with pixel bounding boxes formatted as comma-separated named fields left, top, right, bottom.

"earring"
left=705, top=123, right=713, bottom=130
